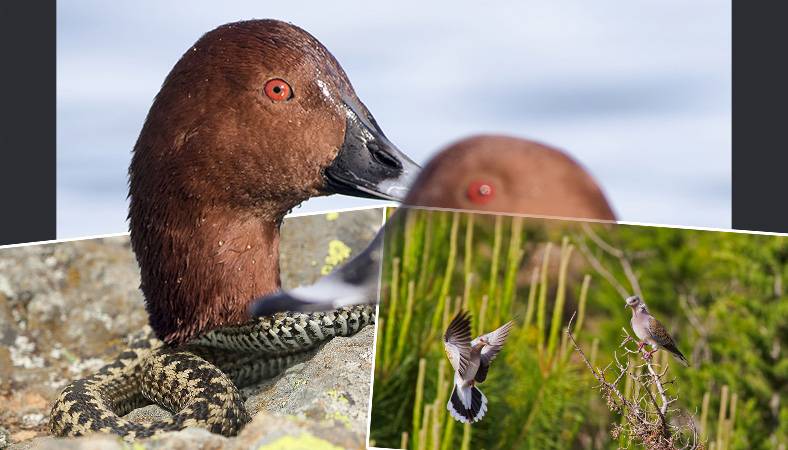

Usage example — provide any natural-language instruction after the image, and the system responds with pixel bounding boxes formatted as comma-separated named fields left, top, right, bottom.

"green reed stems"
left=500, top=217, right=525, bottom=321
left=536, top=243, right=553, bottom=357
left=383, top=258, right=401, bottom=373
left=412, top=358, right=427, bottom=450
left=488, top=215, right=504, bottom=306
left=395, top=281, right=416, bottom=363
left=431, top=212, right=461, bottom=335
left=524, top=268, right=539, bottom=327
left=547, top=237, right=575, bottom=363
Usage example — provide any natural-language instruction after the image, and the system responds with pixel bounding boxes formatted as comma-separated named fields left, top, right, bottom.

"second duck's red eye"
left=466, top=180, right=495, bottom=204
left=263, top=78, right=292, bottom=102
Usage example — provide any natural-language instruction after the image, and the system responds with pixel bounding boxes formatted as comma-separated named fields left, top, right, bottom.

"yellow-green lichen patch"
left=323, top=390, right=352, bottom=428
left=124, top=441, right=147, bottom=450
left=320, top=240, right=352, bottom=275
left=325, top=389, right=349, bottom=405
left=324, top=411, right=352, bottom=428
left=256, top=433, right=343, bottom=450
left=324, top=212, right=340, bottom=221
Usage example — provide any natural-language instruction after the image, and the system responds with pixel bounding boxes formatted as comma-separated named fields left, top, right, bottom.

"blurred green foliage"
left=370, top=208, right=786, bottom=450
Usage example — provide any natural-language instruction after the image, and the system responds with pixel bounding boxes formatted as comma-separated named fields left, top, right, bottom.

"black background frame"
left=1, top=2, right=56, bottom=245
left=731, top=1, right=788, bottom=233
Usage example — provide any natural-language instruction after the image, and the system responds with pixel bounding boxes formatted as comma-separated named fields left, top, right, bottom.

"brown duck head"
left=403, top=135, right=616, bottom=221
left=128, top=19, right=419, bottom=344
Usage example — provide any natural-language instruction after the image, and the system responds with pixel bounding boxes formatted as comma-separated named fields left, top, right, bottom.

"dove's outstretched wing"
left=444, top=311, right=472, bottom=377
left=472, top=320, right=514, bottom=382
left=249, top=231, right=383, bottom=316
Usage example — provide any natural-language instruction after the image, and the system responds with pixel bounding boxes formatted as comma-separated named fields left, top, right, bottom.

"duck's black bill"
left=323, top=95, right=420, bottom=201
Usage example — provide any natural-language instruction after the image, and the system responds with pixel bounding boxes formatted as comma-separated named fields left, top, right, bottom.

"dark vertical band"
left=732, top=2, right=788, bottom=233
left=0, top=1, right=57, bottom=246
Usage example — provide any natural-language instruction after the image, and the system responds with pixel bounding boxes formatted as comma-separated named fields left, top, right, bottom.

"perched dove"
left=443, top=310, right=514, bottom=424
left=625, top=295, right=689, bottom=367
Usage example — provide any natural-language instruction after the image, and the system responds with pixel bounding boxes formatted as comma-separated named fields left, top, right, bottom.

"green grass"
left=370, top=208, right=787, bottom=450
left=371, top=209, right=591, bottom=449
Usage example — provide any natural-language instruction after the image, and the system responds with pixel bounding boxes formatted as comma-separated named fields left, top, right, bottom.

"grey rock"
left=245, top=325, right=375, bottom=435
left=232, top=411, right=365, bottom=449
left=0, top=208, right=383, bottom=448
left=123, top=405, right=171, bottom=425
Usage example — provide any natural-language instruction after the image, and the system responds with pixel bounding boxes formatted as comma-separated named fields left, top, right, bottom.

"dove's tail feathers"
left=672, top=350, right=690, bottom=367
left=662, top=343, right=690, bottom=367
left=447, top=385, right=488, bottom=424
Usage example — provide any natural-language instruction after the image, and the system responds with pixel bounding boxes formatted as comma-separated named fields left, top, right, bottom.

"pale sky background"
left=57, top=1, right=731, bottom=238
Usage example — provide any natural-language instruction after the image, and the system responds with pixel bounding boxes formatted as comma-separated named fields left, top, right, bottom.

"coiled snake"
left=49, top=305, right=374, bottom=440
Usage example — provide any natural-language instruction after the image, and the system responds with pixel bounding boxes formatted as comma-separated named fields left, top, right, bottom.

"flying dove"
left=443, top=310, right=514, bottom=424
left=625, top=295, right=689, bottom=367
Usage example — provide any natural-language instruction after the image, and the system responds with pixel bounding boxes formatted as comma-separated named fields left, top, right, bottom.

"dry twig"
left=566, top=313, right=703, bottom=450
left=576, top=223, right=645, bottom=300
left=575, top=237, right=630, bottom=299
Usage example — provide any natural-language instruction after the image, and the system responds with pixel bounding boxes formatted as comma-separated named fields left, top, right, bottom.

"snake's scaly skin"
left=49, top=305, right=374, bottom=439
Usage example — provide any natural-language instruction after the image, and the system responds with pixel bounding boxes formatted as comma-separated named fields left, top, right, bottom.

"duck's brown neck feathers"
left=127, top=81, right=305, bottom=344
left=130, top=187, right=287, bottom=344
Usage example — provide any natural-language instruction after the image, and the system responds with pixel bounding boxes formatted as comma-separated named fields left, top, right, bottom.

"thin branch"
left=678, top=294, right=707, bottom=339
left=574, top=236, right=630, bottom=298
left=567, top=313, right=630, bottom=407
left=581, top=223, right=644, bottom=300
left=622, top=328, right=671, bottom=419
left=581, top=222, right=625, bottom=257
left=621, top=259, right=644, bottom=300
left=638, top=374, right=669, bottom=434
left=678, top=293, right=711, bottom=364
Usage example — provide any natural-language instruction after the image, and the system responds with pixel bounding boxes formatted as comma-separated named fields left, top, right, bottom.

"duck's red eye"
left=263, top=78, right=292, bottom=102
left=466, top=180, right=495, bottom=204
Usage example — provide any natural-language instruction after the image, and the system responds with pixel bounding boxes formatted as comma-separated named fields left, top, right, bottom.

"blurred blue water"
left=57, top=0, right=731, bottom=238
